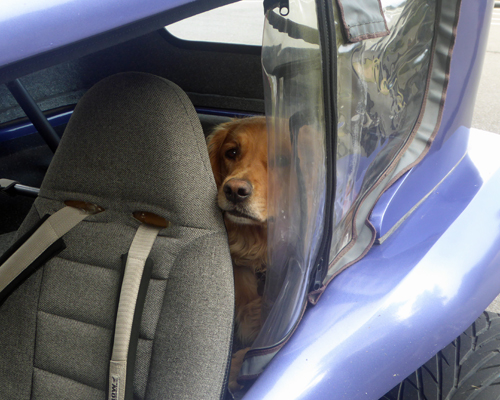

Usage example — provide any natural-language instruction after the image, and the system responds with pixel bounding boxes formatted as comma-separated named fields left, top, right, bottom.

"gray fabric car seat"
left=0, top=72, right=234, bottom=400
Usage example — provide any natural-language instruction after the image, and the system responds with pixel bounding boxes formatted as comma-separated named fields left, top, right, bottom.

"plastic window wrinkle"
left=254, top=0, right=326, bottom=349
left=255, top=0, right=437, bottom=351
left=330, top=0, right=436, bottom=263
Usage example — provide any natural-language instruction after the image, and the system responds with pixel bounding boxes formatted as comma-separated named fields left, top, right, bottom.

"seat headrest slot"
left=133, top=212, right=170, bottom=229
left=65, top=200, right=104, bottom=214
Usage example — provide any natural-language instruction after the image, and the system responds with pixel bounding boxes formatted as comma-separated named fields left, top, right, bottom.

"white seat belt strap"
left=109, top=222, right=163, bottom=400
left=0, top=204, right=100, bottom=294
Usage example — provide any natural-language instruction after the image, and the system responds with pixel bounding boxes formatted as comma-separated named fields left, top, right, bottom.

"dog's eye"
left=225, top=148, right=238, bottom=160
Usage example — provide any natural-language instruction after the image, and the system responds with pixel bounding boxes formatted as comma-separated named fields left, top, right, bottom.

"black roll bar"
left=0, top=179, right=40, bottom=198
left=6, top=79, right=60, bottom=153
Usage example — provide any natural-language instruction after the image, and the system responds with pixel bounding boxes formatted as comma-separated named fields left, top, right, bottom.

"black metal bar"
left=0, top=179, right=40, bottom=198
left=10, top=184, right=40, bottom=198
left=6, top=79, right=60, bottom=153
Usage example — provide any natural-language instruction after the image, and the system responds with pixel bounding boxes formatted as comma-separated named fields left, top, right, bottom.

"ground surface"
left=475, top=8, right=500, bottom=313
left=471, top=8, right=500, bottom=133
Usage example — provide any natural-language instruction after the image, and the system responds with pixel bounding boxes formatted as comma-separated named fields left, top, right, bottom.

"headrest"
left=40, top=72, right=220, bottom=229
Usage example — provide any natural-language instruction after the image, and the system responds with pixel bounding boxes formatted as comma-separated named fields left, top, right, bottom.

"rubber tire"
left=380, top=312, right=500, bottom=400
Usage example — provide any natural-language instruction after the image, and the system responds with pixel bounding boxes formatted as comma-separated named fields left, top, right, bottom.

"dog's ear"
left=207, top=123, right=231, bottom=188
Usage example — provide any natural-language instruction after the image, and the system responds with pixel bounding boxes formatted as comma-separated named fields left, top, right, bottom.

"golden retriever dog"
left=206, top=116, right=268, bottom=391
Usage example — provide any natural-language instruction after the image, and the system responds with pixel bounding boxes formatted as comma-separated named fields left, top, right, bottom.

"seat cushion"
left=0, top=73, right=234, bottom=400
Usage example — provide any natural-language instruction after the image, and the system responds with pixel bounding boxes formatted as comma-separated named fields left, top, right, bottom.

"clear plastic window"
left=329, top=0, right=436, bottom=265
left=254, top=0, right=326, bottom=349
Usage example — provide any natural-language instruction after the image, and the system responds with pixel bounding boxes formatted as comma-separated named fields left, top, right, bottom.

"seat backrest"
left=0, top=72, right=234, bottom=400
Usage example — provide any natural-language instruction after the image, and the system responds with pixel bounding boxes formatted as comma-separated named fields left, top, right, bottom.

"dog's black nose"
left=223, top=179, right=252, bottom=203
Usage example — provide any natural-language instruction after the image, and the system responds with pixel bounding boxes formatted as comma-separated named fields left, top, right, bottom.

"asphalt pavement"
left=480, top=7, right=500, bottom=313
left=471, top=7, right=500, bottom=133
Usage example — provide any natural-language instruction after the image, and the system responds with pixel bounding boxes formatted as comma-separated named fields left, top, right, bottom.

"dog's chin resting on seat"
left=206, top=116, right=268, bottom=391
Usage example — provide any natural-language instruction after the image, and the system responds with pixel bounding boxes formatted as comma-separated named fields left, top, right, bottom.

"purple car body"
left=0, top=0, right=498, bottom=399
left=0, top=0, right=191, bottom=67
left=241, top=1, right=499, bottom=399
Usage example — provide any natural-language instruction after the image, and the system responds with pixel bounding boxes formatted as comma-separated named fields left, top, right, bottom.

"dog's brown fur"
left=207, top=116, right=268, bottom=391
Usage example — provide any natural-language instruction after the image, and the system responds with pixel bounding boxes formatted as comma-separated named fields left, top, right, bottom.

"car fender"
left=243, top=128, right=500, bottom=400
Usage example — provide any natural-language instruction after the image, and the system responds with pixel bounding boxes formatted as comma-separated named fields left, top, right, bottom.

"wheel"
left=380, top=312, right=500, bottom=400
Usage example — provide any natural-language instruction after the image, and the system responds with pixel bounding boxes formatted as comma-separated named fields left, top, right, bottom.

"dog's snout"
left=224, top=179, right=253, bottom=203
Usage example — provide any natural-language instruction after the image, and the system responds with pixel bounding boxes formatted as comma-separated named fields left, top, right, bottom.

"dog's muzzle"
left=223, top=178, right=253, bottom=204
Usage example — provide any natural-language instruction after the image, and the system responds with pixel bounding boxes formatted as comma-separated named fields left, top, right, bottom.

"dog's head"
left=207, top=116, right=267, bottom=225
